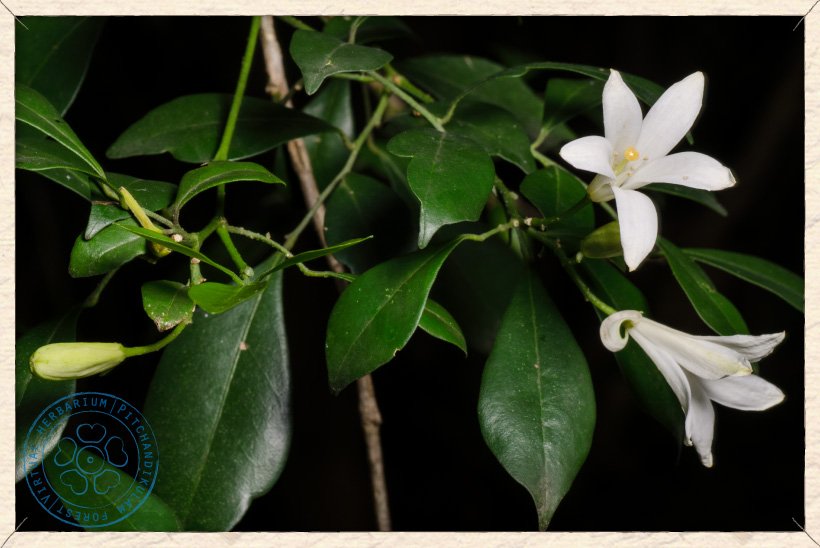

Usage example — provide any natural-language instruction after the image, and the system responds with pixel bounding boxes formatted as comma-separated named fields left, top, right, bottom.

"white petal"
left=624, top=152, right=736, bottom=191
left=630, top=329, right=691, bottom=411
left=603, top=70, right=643, bottom=156
left=700, top=374, right=785, bottom=411
left=635, top=72, right=705, bottom=161
left=684, top=373, right=716, bottom=467
left=599, top=310, right=643, bottom=352
left=611, top=186, right=657, bottom=271
left=695, top=331, right=785, bottom=362
left=559, top=136, right=616, bottom=179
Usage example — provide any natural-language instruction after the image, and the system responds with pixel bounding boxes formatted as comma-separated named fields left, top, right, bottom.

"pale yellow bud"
left=30, top=342, right=127, bottom=380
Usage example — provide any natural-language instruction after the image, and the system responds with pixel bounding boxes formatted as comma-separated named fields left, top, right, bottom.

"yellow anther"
left=624, top=147, right=640, bottom=162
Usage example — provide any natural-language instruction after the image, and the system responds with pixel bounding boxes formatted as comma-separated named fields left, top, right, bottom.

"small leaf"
left=658, top=238, right=748, bottom=335
left=69, top=219, right=146, bottom=278
left=141, top=280, right=195, bottom=331
left=449, top=104, right=536, bottom=173
left=290, top=29, right=392, bottom=95
left=16, top=17, right=104, bottom=115
left=16, top=84, right=105, bottom=178
left=174, top=161, right=284, bottom=211
left=107, top=94, right=333, bottom=163
left=478, top=272, right=595, bottom=530
left=644, top=183, right=728, bottom=217
left=16, top=310, right=78, bottom=482
left=418, top=299, right=467, bottom=355
left=542, top=78, right=604, bottom=131
left=16, top=133, right=100, bottom=176
left=85, top=173, right=176, bottom=239
left=187, top=281, right=267, bottom=315
left=302, top=79, right=354, bottom=189
left=144, top=272, right=290, bottom=530
left=684, top=248, right=803, bottom=313
left=387, top=128, right=495, bottom=248
left=520, top=166, right=593, bottom=233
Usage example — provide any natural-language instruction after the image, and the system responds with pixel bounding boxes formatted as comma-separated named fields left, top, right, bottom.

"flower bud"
left=30, top=342, right=127, bottom=380
left=587, top=174, right=615, bottom=202
left=581, top=221, right=622, bottom=259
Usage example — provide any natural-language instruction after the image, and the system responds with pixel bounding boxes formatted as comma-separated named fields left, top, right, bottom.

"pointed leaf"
left=107, top=94, right=333, bottom=163
left=658, top=238, right=748, bottom=335
left=542, top=78, right=604, bottom=131
left=684, top=248, right=803, bottom=313
left=28, top=167, right=101, bottom=202
left=174, top=161, right=284, bottom=211
left=290, top=29, right=392, bottom=95
left=520, top=166, right=593, bottom=233
left=387, top=128, right=495, bottom=248
left=478, top=272, right=595, bottom=530
left=141, top=280, right=195, bottom=331
left=144, top=272, right=290, bottom=530
left=16, top=134, right=99, bottom=176
left=449, top=104, right=536, bottom=173
left=187, top=281, right=267, bottom=315
left=303, top=79, right=354, bottom=189
left=69, top=219, right=146, bottom=277
left=258, top=237, right=374, bottom=279
left=418, top=299, right=467, bottom=355
left=644, top=183, right=727, bottom=217
left=85, top=173, right=177, bottom=239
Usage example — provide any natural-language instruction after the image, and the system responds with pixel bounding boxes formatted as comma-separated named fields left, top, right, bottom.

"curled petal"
left=695, top=331, right=785, bottom=362
left=630, top=329, right=692, bottom=411
left=684, top=373, right=716, bottom=467
left=599, top=310, right=643, bottom=351
left=611, top=186, right=658, bottom=271
left=624, top=151, right=736, bottom=191
left=700, top=374, right=785, bottom=411
left=635, top=72, right=704, bottom=161
left=604, top=70, right=643, bottom=156
left=559, top=135, right=616, bottom=179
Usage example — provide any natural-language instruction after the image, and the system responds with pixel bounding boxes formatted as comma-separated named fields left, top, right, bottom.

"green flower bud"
left=581, top=221, right=623, bottom=259
left=30, top=342, right=127, bottom=380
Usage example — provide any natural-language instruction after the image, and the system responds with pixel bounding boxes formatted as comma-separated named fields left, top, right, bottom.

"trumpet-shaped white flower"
left=600, top=310, right=785, bottom=467
left=560, top=70, right=735, bottom=271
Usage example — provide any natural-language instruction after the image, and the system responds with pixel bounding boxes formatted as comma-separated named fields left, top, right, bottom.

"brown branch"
left=259, top=15, right=392, bottom=532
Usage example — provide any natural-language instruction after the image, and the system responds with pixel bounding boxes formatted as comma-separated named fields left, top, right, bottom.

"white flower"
left=600, top=310, right=785, bottom=467
left=559, top=70, right=735, bottom=271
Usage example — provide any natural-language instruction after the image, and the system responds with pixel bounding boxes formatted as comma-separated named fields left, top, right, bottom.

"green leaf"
left=16, top=17, right=104, bottom=115
left=324, top=173, right=415, bottom=274
left=144, top=272, right=290, bottom=530
left=16, top=83, right=105, bottom=178
left=107, top=94, right=333, bottom=163
left=85, top=173, right=177, bottom=239
left=478, top=272, right=595, bottom=530
left=16, top=133, right=100, bottom=176
left=582, top=259, right=684, bottom=440
left=323, top=16, right=413, bottom=44
left=684, top=248, right=804, bottom=313
left=542, top=78, right=604, bottom=131
left=16, top=310, right=78, bottom=482
left=28, top=168, right=101, bottom=202
left=302, top=79, right=354, bottom=189
left=141, top=281, right=195, bottom=331
left=449, top=104, right=536, bottom=173
left=290, top=29, right=392, bottom=95
left=387, top=128, right=495, bottom=248
left=644, top=183, right=728, bottom=217
left=187, top=281, right=267, bottom=315
left=658, top=238, right=748, bottom=335
left=69, top=219, right=146, bottom=277
left=326, top=236, right=469, bottom=393
left=520, top=166, right=593, bottom=233
left=174, top=161, right=284, bottom=211
left=260, top=237, right=375, bottom=278
left=418, top=299, right=467, bottom=355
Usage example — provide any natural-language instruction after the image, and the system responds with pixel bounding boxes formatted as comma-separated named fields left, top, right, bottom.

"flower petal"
left=635, top=72, right=704, bottom=161
left=630, top=329, right=691, bottom=411
left=599, top=310, right=643, bottom=352
left=700, top=374, right=785, bottom=411
left=695, top=331, right=785, bottom=362
left=603, top=70, right=643, bottom=156
left=684, top=373, right=716, bottom=467
left=611, top=186, right=657, bottom=271
left=623, top=152, right=736, bottom=191
left=559, top=135, right=616, bottom=179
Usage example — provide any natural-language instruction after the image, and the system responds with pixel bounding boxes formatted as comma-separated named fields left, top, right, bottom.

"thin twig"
left=260, top=15, right=392, bottom=532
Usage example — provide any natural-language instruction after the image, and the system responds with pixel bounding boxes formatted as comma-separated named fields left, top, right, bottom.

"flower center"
left=623, top=146, right=640, bottom=162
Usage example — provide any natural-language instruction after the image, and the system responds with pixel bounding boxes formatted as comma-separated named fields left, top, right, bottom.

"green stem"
left=189, top=216, right=221, bottom=285
left=531, top=127, right=550, bottom=151
left=124, top=322, right=188, bottom=357
left=349, top=16, right=367, bottom=43
left=368, top=71, right=445, bottom=132
left=493, top=177, right=521, bottom=220
left=298, top=262, right=356, bottom=282
left=385, top=64, right=434, bottom=104
left=83, top=267, right=119, bottom=308
left=532, top=148, right=558, bottom=168
left=217, top=222, right=253, bottom=278
left=461, top=220, right=519, bottom=243
left=279, top=15, right=315, bottom=31
left=527, top=196, right=590, bottom=229
left=333, top=73, right=376, bottom=83
left=144, top=209, right=174, bottom=228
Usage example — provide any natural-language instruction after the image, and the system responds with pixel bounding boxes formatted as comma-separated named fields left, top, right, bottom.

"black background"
left=16, top=16, right=804, bottom=532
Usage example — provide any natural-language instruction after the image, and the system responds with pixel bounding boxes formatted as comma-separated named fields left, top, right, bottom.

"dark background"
left=16, top=16, right=804, bottom=531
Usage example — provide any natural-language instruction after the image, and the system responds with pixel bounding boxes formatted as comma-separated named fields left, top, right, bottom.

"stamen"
left=624, top=147, right=640, bottom=162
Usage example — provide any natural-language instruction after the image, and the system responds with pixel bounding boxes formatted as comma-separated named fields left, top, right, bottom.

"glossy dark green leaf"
left=16, top=17, right=104, bottom=115
left=16, top=84, right=105, bottom=178
left=520, top=166, right=593, bottom=233
left=187, top=281, right=267, bottom=315
left=324, top=173, right=415, bottom=273
left=478, top=272, right=595, bottom=530
left=85, top=173, right=177, bottom=239
left=141, top=281, right=195, bottom=331
left=259, top=237, right=374, bottom=278
left=43, top=438, right=181, bottom=531
left=387, top=128, right=495, bottom=248
left=326, top=237, right=469, bottom=393
left=302, top=79, right=354, bottom=189
left=685, top=248, right=803, bottom=313
left=542, top=78, right=604, bottom=131
left=582, top=259, right=684, bottom=440
left=449, top=104, right=535, bottom=173
left=144, top=272, right=290, bottom=530
left=16, top=310, right=79, bottom=482
left=418, top=299, right=467, bottom=355
left=644, top=183, right=727, bottom=217
left=658, top=238, right=748, bottom=335
left=29, top=168, right=102, bottom=202
left=16, top=134, right=99, bottom=176
left=69, top=219, right=146, bottom=277
left=323, top=15, right=413, bottom=44
left=290, top=29, right=393, bottom=95
left=107, top=94, right=333, bottom=163
left=174, top=161, right=284, bottom=211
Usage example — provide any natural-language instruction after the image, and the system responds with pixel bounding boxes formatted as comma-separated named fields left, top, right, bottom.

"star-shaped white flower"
left=559, top=70, right=736, bottom=271
left=600, top=310, right=785, bottom=467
